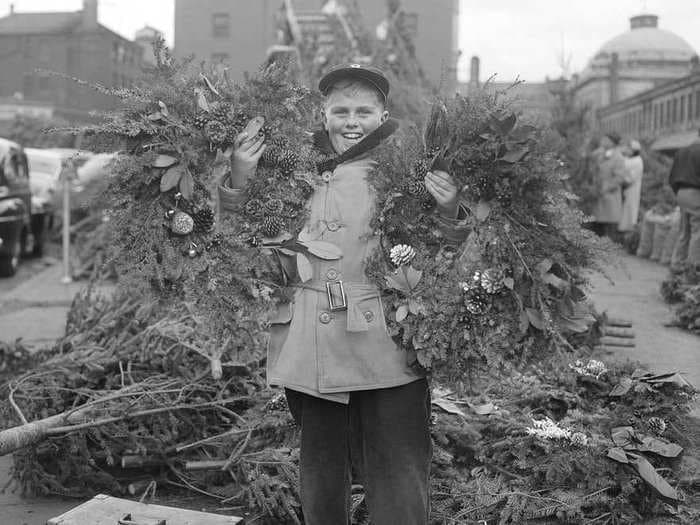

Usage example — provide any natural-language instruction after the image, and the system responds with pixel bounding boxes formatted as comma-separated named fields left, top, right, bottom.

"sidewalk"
left=587, top=251, right=700, bottom=415
left=1, top=262, right=113, bottom=524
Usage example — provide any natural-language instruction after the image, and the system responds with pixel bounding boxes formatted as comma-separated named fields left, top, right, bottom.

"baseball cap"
left=318, top=63, right=390, bottom=102
left=629, top=139, right=641, bottom=152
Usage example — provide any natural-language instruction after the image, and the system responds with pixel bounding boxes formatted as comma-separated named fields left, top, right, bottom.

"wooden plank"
left=598, top=337, right=636, bottom=348
left=605, top=317, right=633, bottom=327
left=47, top=494, right=242, bottom=525
left=602, top=327, right=636, bottom=338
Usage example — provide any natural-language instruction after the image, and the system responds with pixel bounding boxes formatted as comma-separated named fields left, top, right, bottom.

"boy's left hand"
left=425, top=170, right=459, bottom=218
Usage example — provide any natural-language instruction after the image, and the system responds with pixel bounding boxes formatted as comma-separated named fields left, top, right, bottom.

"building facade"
left=598, top=69, right=700, bottom=152
left=0, top=0, right=144, bottom=120
left=571, top=14, right=696, bottom=112
left=173, top=0, right=459, bottom=89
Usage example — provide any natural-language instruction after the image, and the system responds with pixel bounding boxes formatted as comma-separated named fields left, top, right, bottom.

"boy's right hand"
left=229, top=132, right=266, bottom=188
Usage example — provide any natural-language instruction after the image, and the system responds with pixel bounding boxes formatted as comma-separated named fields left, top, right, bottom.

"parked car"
left=0, top=137, right=49, bottom=276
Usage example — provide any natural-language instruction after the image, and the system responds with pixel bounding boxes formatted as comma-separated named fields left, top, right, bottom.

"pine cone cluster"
left=406, top=178, right=429, bottom=199
left=192, top=207, right=215, bottom=232
left=192, top=112, right=209, bottom=129
left=261, top=215, right=285, bottom=237
left=413, top=158, right=430, bottom=179
left=204, top=120, right=228, bottom=145
left=464, top=287, right=488, bottom=315
left=244, top=199, right=264, bottom=218
left=389, top=244, right=416, bottom=267
left=209, top=102, right=234, bottom=123
left=277, top=150, right=299, bottom=177
left=264, top=198, right=284, bottom=216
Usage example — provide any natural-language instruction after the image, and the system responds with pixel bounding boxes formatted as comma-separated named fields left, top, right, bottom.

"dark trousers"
left=285, top=379, right=432, bottom=525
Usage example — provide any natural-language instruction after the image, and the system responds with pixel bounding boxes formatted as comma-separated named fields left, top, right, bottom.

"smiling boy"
left=219, top=64, right=467, bottom=524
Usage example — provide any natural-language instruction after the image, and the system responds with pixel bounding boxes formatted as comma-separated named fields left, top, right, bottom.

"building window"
left=680, top=96, right=685, bottom=123
left=696, top=91, right=700, bottom=119
left=659, top=103, right=664, bottom=128
left=673, top=97, right=678, bottom=123
left=38, top=75, right=49, bottom=92
left=666, top=100, right=671, bottom=126
left=112, top=72, right=119, bottom=87
left=212, top=13, right=230, bottom=38
left=688, top=93, right=693, bottom=122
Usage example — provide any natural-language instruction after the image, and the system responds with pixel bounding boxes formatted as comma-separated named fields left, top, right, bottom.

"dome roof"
left=591, top=15, right=696, bottom=64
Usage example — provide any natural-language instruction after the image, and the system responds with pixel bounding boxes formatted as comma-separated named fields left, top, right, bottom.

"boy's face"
left=322, top=83, right=389, bottom=155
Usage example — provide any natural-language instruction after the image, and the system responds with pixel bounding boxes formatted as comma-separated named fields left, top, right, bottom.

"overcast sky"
left=1, top=0, right=699, bottom=83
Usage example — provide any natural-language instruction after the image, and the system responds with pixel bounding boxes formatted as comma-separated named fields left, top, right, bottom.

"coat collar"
left=313, top=118, right=399, bottom=173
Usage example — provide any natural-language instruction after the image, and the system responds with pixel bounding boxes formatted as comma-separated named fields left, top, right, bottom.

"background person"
left=618, top=139, right=644, bottom=234
left=591, top=132, right=626, bottom=238
left=669, top=128, right=700, bottom=269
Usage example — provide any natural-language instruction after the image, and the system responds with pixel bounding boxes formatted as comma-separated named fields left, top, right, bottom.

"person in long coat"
left=618, top=139, right=644, bottom=233
left=592, top=132, right=626, bottom=237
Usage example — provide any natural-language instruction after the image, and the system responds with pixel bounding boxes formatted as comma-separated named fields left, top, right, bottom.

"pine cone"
left=232, top=112, right=250, bottom=130
left=264, top=392, right=289, bottom=413
left=171, top=211, right=194, bottom=235
left=261, top=215, right=285, bottom=237
left=192, top=207, right=215, bottom=232
left=209, top=102, right=234, bottom=123
left=464, top=287, right=488, bottom=315
left=407, top=178, right=429, bottom=199
left=244, top=199, right=264, bottom=218
left=413, top=158, right=430, bottom=179
left=647, top=417, right=666, bottom=436
left=260, top=146, right=281, bottom=168
left=389, top=244, right=416, bottom=267
left=277, top=150, right=299, bottom=177
left=192, top=112, right=209, bottom=129
left=264, top=198, right=284, bottom=216
left=569, top=432, right=588, bottom=447
left=203, top=120, right=229, bottom=145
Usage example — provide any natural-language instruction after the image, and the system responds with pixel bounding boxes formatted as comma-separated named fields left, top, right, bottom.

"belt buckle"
left=326, top=280, right=347, bottom=311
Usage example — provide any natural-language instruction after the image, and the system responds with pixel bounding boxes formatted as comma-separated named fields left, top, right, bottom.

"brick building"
left=173, top=0, right=459, bottom=90
left=0, top=0, right=144, bottom=121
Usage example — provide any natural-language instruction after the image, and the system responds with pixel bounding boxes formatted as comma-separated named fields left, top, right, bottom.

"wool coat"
left=593, top=148, right=626, bottom=224
left=218, top=127, right=469, bottom=403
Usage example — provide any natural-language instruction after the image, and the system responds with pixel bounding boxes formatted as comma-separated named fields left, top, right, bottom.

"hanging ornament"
left=171, top=211, right=194, bottom=235
left=164, top=209, right=176, bottom=220
left=187, top=242, right=199, bottom=258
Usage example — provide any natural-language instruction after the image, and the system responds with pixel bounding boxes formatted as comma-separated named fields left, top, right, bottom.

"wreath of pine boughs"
left=365, top=89, right=609, bottom=384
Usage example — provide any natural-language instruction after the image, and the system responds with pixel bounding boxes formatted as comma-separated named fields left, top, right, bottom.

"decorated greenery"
left=364, top=90, right=606, bottom=382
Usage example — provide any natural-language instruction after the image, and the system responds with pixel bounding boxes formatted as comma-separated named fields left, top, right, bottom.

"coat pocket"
left=345, top=284, right=389, bottom=335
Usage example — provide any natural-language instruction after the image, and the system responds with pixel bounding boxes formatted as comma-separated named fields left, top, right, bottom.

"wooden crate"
left=47, top=494, right=242, bottom=525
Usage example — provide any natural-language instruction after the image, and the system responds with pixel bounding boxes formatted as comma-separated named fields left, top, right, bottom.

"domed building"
left=572, top=14, right=697, bottom=110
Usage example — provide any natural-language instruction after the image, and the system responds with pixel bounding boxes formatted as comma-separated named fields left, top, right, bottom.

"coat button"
left=326, top=268, right=339, bottom=281
left=363, top=310, right=374, bottom=322
left=319, top=312, right=332, bottom=324
left=321, top=171, right=332, bottom=183
left=327, top=221, right=340, bottom=231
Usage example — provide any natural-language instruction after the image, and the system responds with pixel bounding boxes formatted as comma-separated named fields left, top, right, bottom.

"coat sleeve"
left=217, top=183, right=246, bottom=213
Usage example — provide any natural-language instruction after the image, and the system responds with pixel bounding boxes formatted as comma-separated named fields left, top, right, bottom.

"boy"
left=219, top=64, right=467, bottom=524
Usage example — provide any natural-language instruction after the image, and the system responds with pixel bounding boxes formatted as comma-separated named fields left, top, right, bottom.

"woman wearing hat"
left=619, top=139, right=644, bottom=233
left=591, top=132, right=626, bottom=238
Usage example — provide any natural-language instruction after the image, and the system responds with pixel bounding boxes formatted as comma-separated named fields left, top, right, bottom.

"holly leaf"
left=628, top=453, right=681, bottom=501
left=432, top=397, right=466, bottom=417
left=606, top=447, right=629, bottom=464
left=152, top=154, right=178, bottom=168
left=503, top=277, right=514, bottom=290
left=160, top=165, right=183, bottom=192
left=519, top=309, right=530, bottom=333
left=147, top=112, right=163, bottom=121
left=296, top=253, right=313, bottom=283
left=158, top=100, right=169, bottom=117
left=299, top=240, right=342, bottom=260
left=396, top=304, right=409, bottom=322
left=639, top=436, right=683, bottom=458
left=500, top=146, right=529, bottom=163
left=525, top=308, right=544, bottom=330
left=609, top=377, right=633, bottom=397
left=179, top=169, right=195, bottom=200
left=543, top=272, right=568, bottom=290
left=536, top=258, right=553, bottom=275
left=468, top=402, right=496, bottom=415
left=611, top=426, right=637, bottom=448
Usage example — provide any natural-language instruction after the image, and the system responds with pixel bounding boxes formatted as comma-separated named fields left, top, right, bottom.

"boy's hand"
left=425, top=170, right=459, bottom=218
left=229, top=132, right=266, bottom=188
